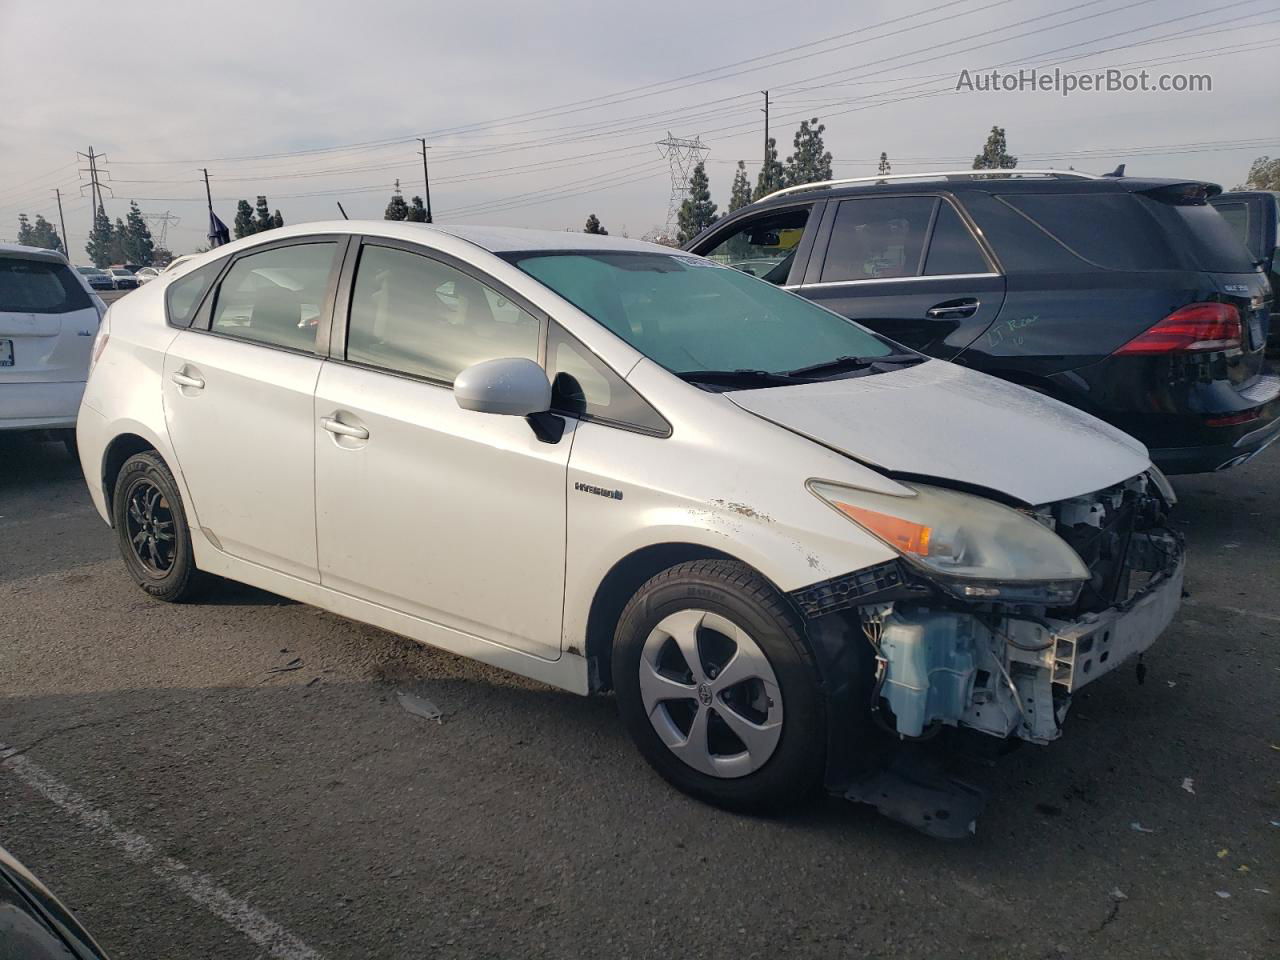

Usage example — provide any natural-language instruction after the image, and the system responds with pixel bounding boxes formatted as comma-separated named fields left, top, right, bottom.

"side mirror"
left=454, top=357, right=551, bottom=416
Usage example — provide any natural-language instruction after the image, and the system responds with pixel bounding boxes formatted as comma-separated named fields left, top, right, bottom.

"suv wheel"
left=613, top=559, right=824, bottom=813
left=112, top=451, right=204, bottom=602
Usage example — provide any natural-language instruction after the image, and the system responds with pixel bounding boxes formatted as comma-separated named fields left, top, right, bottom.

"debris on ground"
left=1215, top=890, right=1231, bottom=899
left=1130, top=821, right=1155, bottom=833
left=397, top=691, right=443, bottom=723
left=1181, top=777, right=1195, bottom=795
left=1217, top=848, right=1230, bottom=859
left=1110, top=887, right=1128, bottom=901
left=265, top=657, right=303, bottom=674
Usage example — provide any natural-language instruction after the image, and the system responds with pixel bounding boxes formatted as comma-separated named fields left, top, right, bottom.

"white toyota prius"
left=76, top=221, right=1184, bottom=834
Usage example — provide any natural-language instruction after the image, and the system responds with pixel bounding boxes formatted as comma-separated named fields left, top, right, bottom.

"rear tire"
left=111, top=451, right=204, bottom=602
left=613, top=559, right=825, bottom=813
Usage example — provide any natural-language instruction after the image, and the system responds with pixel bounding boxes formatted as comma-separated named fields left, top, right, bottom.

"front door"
left=162, top=239, right=340, bottom=581
left=796, top=196, right=1005, bottom=358
left=313, top=240, right=573, bottom=660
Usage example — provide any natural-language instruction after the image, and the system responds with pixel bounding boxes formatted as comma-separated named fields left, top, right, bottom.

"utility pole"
left=202, top=168, right=214, bottom=217
left=54, top=188, right=69, bottom=256
left=419, top=138, right=433, bottom=223
left=761, top=90, right=771, bottom=193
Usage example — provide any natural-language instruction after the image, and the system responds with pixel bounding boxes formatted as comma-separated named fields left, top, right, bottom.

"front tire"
left=613, top=559, right=825, bottom=813
left=112, top=451, right=204, bottom=602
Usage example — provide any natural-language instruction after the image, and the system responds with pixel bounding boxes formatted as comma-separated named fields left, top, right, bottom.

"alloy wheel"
left=639, top=609, right=784, bottom=779
left=124, top=478, right=177, bottom=576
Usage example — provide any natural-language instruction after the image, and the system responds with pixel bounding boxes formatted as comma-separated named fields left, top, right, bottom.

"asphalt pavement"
left=1, top=432, right=1276, bottom=959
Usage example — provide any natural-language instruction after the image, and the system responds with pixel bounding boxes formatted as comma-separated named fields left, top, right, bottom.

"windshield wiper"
left=785, top=353, right=925, bottom=378
left=676, top=368, right=802, bottom=388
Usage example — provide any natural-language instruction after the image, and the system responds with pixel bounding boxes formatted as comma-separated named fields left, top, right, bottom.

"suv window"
left=0, top=257, right=92, bottom=314
left=211, top=243, right=335, bottom=351
left=546, top=322, right=668, bottom=435
left=924, top=201, right=990, bottom=276
left=165, top=261, right=221, bottom=328
left=700, top=207, right=811, bottom=284
left=1213, top=201, right=1250, bottom=250
left=998, top=193, right=1177, bottom=271
left=347, top=244, right=540, bottom=383
left=821, top=197, right=934, bottom=282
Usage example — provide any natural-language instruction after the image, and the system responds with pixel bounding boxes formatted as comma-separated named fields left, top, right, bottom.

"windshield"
left=508, top=251, right=894, bottom=378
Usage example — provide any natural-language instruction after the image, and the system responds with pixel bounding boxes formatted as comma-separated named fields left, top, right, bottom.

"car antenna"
left=1103, top=164, right=1126, bottom=178
left=336, top=201, right=349, bottom=220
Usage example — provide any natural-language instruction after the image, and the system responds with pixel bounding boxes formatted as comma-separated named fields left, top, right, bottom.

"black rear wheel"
left=112, top=451, right=204, bottom=602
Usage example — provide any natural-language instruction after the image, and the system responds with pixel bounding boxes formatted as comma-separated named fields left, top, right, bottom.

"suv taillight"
left=1114, top=303, right=1242, bottom=355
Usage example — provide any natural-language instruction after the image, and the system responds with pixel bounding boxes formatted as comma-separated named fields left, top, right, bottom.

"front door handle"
left=320, top=417, right=369, bottom=440
left=926, top=298, right=979, bottom=319
left=171, top=370, right=205, bottom=389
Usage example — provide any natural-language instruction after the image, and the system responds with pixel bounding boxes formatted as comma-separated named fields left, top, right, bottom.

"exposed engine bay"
left=792, top=472, right=1184, bottom=837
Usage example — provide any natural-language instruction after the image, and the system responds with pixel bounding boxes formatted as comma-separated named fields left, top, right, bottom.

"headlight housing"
left=810, top=480, right=1089, bottom=605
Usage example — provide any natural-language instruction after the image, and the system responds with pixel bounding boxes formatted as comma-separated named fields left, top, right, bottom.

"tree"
left=233, top=200, right=257, bottom=239
left=384, top=190, right=409, bottom=220
left=728, top=160, right=753, bottom=212
left=1239, top=156, right=1280, bottom=191
left=784, top=118, right=832, bottom=187
left=753, top=137, right=785, bottom=199
left=85, top=205, right=114, bottom=266
left=878, top=152, right=891, bottom=177
left=973, top=125, right=1017, bottom=170
left=108, top=218, right=129, bottom=264
left=272, top=210, right=284, bottom=229
left=16, top=214, right=34, bottom=246
left=583, top=213, right=608, bottom=235
left=28, top=214, right=64, bottom=253
left=254, top=196, right=276, bottom=233
left=151, top=245, right=173, bottom=266
left=121, top=201, right=155, bottom=265
left=677, top=161, right=718, bottom=244
left=406, top=196, right=428, bottom=222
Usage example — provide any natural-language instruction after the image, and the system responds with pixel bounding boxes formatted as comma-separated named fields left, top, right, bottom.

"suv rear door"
left=0, top=249, right=101, bottom=429
left=792, top=195, right=1005, bottom=357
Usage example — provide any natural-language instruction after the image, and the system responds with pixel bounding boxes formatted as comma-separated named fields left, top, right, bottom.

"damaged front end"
left=793, top=471, right=1184, bottom=837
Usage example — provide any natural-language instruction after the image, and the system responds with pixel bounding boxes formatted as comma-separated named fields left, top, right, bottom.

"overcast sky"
left=1, top=0, right=1276, bottom=257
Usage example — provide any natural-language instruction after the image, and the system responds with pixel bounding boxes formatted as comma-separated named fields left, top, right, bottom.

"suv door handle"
left=926, top=298, right=979, bottom=319
left=171, top=371, right=205, bottom=389
left=320, top=416, right=369, bottom=440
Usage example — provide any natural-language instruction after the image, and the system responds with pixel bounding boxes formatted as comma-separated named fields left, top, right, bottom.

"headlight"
left=809, top=480, right=1089, bottom=605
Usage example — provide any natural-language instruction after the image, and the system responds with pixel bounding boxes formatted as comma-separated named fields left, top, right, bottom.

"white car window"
left=210, top=243, right=335, bottom=351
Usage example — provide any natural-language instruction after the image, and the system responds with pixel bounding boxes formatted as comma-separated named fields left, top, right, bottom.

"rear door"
left=161, top=236, right=344, bottom=582
left=793, top=195, right=1005, bottom=358
left=0, top=251, right=100, bottom=425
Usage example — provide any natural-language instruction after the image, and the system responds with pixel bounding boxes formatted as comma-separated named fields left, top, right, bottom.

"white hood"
left=726, top=360, right=1151, bottom=505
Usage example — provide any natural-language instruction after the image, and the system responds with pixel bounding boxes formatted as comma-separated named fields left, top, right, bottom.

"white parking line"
left=0, top=744, right=324, bottom=960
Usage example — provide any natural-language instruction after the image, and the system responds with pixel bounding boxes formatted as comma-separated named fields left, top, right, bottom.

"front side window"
left=821, top=197, right=935, bottom=282
left=512, top=251, right=892, bottom=377
left=346, top=244, right=540, bottom=383
left=0, top=257, right=91, bottom=314
left=699, top=207, right=811, bottom=285
left=211, top=243, right=336, bottom=351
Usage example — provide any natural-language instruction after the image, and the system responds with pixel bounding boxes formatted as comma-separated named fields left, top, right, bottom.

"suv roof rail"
left=758, top=169, right=1100, bottom=203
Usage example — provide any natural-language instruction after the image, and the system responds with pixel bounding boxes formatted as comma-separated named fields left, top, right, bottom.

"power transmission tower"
left=655, top=132, right=708, bottom=241
left=77, top=146, right=111, bottom=231
left=141, top=210, right=181, bottom=247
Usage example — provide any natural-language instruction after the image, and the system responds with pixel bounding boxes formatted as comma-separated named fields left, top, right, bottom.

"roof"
left=0, top=242, right=69, bottom=262
left=426, top=223, right=665, bottom=254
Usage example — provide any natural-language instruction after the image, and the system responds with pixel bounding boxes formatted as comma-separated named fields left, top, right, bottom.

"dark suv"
left=687, top=171, right=1278, bottom=474
left=1209, top=189, right=1279, bottom=353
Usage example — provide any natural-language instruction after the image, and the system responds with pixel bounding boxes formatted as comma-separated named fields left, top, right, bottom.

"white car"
left=75, top=222, right=1184, bottom=834
left=134, top=266, right=162, bottom=283
left=1, top=243, right=105, bottom=450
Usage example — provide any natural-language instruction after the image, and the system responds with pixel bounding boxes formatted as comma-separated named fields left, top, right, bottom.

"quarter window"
left=924, top=202, right=990, bottom=276
left=346, top=244, right=540, bottom=383
left=164, top=260, right=221, bottom=328
left=210, top=243, right=336, bottom=351
left=546, top=322, right=669, bottom=435
left=821, top=197, right=935, bottom=282
left=700, top=207, right=811, bottom=285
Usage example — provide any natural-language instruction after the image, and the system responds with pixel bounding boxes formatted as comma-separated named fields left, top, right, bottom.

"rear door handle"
left=320, top=417, right=369, bottom=440
left=926, top=298, right=979, bottom=319
left=171, top=371, right=205, bottom=389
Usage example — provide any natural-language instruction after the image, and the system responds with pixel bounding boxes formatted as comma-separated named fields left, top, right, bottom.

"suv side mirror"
left=454, top=357, right=551, bottom=416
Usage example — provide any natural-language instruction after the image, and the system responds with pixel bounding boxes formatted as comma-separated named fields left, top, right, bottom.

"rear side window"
left=924, top=202, right=990, bottom=276
left=546, top=322, right=669, bottom=436
left=0, top=257, right=92, bottom=314
left=164, top=261, right=221, bottom=328
left=821, top=197, right=934, bottom=282
left=999, top=193, right=1177, bottom=271
left=211, top=243, right=336, bottom=351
